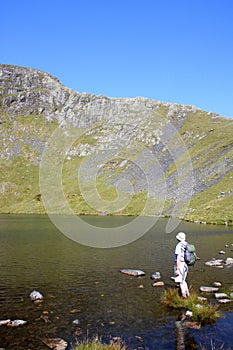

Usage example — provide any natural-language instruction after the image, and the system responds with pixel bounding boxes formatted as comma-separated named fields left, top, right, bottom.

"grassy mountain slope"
left=0, top=64, right=232, bottom=224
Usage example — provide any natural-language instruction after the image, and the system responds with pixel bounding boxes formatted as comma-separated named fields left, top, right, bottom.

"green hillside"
left=0, top=64, right=232, bottom=225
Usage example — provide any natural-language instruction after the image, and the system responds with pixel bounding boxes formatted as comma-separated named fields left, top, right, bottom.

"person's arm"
left=175, top=254, right=181, bottom=275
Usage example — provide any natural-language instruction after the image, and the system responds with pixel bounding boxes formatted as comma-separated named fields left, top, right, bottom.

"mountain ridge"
left=0, top=64, right=233, bottom=225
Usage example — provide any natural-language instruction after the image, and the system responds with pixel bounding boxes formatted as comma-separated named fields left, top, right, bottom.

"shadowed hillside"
left=0, top=64, right=232, bottom=224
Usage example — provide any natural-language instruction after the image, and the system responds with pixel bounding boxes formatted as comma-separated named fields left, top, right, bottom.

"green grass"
left=72, top=337, right=126, bottom=350
left=161, top=288, right=220, bottom=325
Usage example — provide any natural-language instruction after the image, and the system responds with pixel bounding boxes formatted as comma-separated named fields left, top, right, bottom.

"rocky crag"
left=0, top=64, right=233, bottom=224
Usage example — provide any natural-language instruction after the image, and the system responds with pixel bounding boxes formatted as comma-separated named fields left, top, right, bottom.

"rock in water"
left=29, top=290, right=43, bottom=301
left=7, top=319, right=27, bottom=327
left=0, top=319, right=11, bottom=326
left=72, top=319, right=80, bottom=325
left=225, top=257, right=233, bottom=265
left=120, top=269, right=145, bottom=277
left=215, top=293, right=228, bottom=299
left=205, top=259, right=224, bottom=267
left=151, top=272, right=161, bottom=280
left=41, top=338, right=68, bottom=350
left=152, top=281, right=164, bottom=287
left=200, top=286, right=219, bottom=293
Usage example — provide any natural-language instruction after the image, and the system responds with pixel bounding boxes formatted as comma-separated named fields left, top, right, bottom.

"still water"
left=0, top=215, right=233, bottom=349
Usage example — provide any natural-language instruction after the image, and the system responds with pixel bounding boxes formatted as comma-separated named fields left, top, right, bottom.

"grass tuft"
left=161, top=288, right=220, bottom=325
left=72, top=336, right=126, bottom=350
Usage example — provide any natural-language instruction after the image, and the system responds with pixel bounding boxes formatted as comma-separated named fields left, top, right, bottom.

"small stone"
left=219, top=250, right=225, bottom=254
left=7, top=320, right=27, bottom=327
left=185, top=310, right=193, bottom=317
left=29, top=290, right=43, bottom=301
left=218, top=299, right=233, bottom=304
left=138, top=284, right=144, bottom=289
left=200, top=286, right=219, bottom=293
left=198, top=296, right=207, bottom=302
left=215, top=293, right=228, bottom=299
left=205, top=259, right=223, bottom=267
left=195, top=304, right=202, bottom=308
left=0, top=319, right=11, bottom=326
left=135, top=335, right=144, bottom=342
left=70, top=309, right=81, bottom=314
left=73, top=319, right=80, bottom=325
left=213, top=282, right=222, bottom=287
left=225, top=257, right=233, bottom=265
left=151, top=272, right=161, bottom=280
left=152, top=281, right=164, bottom=287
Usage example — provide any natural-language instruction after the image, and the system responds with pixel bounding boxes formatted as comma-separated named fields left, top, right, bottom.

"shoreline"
left=0, top=211, right=232, bottom=226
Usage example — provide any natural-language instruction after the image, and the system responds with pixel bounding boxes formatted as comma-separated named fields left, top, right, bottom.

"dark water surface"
left=0, top=215, right=233, bottom=349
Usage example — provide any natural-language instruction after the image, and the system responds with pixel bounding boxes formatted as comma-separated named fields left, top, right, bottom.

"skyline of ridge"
left=1, top=0, right=233, bottom=119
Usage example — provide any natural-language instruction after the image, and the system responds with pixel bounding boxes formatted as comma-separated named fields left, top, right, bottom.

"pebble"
left=213, top=282, right=222, bottom=287
left=29, top=290, right=43, bottom=301
left=152, top=281, right=164, bottom=287
left=73, top=319, right=80, bottom=325
left=198, top=296, right=207, bottom=302
left=151, top=272, right=161, bottom=280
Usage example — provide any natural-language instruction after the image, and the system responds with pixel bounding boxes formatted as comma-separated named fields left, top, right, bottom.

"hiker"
left=174, top=232, right=190, bottom=298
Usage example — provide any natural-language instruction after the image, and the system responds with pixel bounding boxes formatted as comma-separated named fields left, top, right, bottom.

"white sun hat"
left=176, top=232, right=186, bottom=241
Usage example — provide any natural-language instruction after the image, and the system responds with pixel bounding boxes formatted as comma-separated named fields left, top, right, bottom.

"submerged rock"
left=120, top=269, right=145, bottom=277
left=41, top=338, right=68, bottom=350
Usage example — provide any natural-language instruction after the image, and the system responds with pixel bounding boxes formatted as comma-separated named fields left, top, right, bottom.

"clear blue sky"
left=1, top=0, right=233, bottom=118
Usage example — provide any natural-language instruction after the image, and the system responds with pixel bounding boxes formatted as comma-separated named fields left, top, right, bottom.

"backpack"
left=183, top=242, right=197, bottom=266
